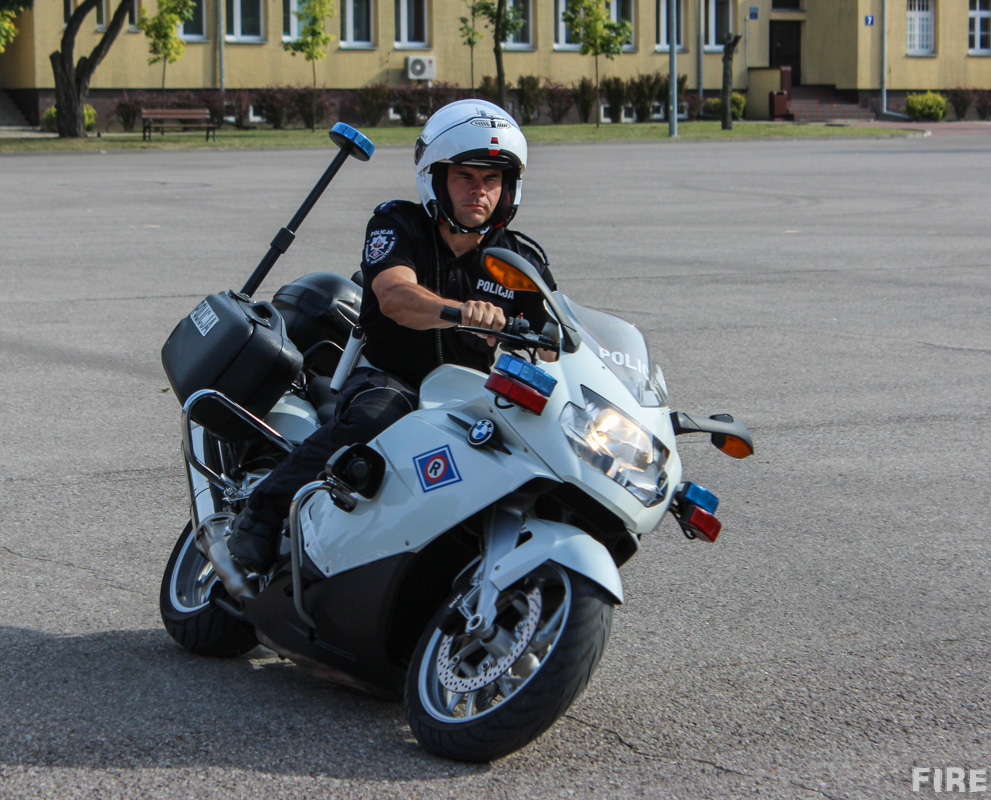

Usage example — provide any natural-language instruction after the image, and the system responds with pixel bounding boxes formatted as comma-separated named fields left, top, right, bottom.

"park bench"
left=141, top=108, right=216, bottom=142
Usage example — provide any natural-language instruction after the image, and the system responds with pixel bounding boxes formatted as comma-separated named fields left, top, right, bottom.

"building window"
left=657, top=0, right=683, bottom=50
left=129, top=0, right=140, bottom=30
left=283, top=0, right=298, bottom=38
left=341, top=0, right=373, bottom=45
left=704, top=0, right=731, bottom=47
left=772, top=0, right=800, bottom=8
left=64, top=0, right=72, bottom=24
left=607, top=0, right=634, bottom=48
left=555, top=0, right=581, bottom=47
left=907, top=0, right=934, bottom=54
left=971, top=0, right=991, bottom=53
left=506, top=0, right=532, bottom=48
left=95, top=0, right=107, bottom=29
left=181, top=0, right=207, bottom=38
left=395, top=0, right=427, bottom=46
left=227, top=0, right=263, bottom=40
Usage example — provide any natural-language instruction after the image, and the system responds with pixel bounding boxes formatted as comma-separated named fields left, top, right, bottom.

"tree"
left=720, top=32, right=742, bottom=130
left=561, top=0, right=631, bottom=127
left=50, top=0, right=131, bottom=138
left=1, top=0, right=30, bottom=54
left=459, top=1, right=485, bottom=95
left=284, top=0, right=335, bottom=131
left=475, top=0, right=525, bottom=111
left=138, top=0, right=195, bottom=99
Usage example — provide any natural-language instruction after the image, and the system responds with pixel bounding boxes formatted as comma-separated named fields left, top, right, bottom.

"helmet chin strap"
left=429, top=200, right=491, bottom=236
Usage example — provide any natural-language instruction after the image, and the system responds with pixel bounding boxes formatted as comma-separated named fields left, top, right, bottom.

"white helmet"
left=414, top=99, right=528, bottom=234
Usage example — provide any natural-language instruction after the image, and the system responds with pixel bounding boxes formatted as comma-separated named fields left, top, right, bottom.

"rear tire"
left=159, top=521, right=258, bottom=658
left=405, top=564, right=613, bottom=762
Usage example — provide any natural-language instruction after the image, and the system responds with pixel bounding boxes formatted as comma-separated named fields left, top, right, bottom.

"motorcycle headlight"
left=560, top=387, right=669, bottom=507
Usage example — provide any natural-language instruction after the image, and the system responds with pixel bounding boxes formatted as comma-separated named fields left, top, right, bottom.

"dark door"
left=770, top=21, right=802, bottom=86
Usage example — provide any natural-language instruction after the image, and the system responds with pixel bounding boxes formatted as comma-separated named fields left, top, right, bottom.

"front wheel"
left=405, top=564, right=613, bottom=762
left=159, top=521, right=258, bottom=658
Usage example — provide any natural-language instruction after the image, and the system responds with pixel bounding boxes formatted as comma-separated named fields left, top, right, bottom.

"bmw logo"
left=468, top=419, right=496, bottom=447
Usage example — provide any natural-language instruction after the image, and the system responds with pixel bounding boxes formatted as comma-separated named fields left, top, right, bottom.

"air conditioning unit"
left=405, top=56, right=436, bottom=81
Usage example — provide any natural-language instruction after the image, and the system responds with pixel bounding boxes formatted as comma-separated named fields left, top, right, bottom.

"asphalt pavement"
left=1, top=132, right=989, bottom=799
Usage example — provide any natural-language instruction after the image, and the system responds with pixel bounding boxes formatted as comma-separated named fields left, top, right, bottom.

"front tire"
left=405, top=564, right=613, bottom=762
left=159, top=521, right=258, bottom=658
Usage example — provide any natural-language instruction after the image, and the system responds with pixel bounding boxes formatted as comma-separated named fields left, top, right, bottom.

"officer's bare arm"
left=373, top=266, right=505, bottom=337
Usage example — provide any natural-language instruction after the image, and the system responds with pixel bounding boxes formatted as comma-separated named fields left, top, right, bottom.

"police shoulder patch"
left=364, top=228, right=398, bottom=265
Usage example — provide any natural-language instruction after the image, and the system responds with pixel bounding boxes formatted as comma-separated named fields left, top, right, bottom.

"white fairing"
left=296, top=301, right=681, bottom=603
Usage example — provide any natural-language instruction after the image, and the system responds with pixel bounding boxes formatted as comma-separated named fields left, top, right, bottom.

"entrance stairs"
left=788, top=85, right=876, bottom=123
left=0, top=90, right=32, bottom=130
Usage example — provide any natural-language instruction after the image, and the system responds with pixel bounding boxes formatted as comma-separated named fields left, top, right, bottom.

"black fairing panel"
left=241, top=532, right=474, bottom=698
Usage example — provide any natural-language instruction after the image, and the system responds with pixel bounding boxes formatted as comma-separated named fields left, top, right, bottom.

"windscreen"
left=555, top=295, right=668, bottom=407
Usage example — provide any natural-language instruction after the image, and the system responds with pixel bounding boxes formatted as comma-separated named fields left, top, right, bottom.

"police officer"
left=227, top=99, right=556, bottom=573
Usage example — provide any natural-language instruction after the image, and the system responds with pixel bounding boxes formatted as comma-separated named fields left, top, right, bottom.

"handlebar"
left=439, top=305, right=556, bottom=353
left=439, top=306, right=531, bottom=335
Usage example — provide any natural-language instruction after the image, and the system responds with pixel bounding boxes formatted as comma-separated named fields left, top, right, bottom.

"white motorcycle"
left=158, top=125, right=753, bottom=762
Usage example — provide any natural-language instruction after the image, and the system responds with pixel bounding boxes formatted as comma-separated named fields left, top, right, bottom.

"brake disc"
left=435, top=585, right=543, bottom=693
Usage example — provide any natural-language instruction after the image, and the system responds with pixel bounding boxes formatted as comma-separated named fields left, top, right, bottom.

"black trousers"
left=247, top=368, right=417, bottom=520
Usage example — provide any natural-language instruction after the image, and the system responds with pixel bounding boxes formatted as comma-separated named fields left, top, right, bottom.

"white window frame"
left=907, top=0, right=935, bottom=55
left=704, top=0, right=732, bottom=50
left=226, top=0, right=265, bottom=42
left=607, top=0, right=635, bottom=50
left=395, top=0, right=428, bottom=47
left=656, top=0, right=684, bottom=51
left=555, top=0, right=582, bottom=49
left=505, top=0, right=533, bottom=49
left=341, top=0, right=374, bottom=46
left=970, top=0, right=991, bottom=53
left=181, top=0, right=208, bottom=40
left=95, top=0, right=107, bottom=30
left=128, top=0, right=140, bottom=31
left=283, top=0, right=299, bottom=40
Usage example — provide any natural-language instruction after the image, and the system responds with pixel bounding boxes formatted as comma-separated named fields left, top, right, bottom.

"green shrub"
left=703, top=92, right=747, bottom=120
left=254, top=87, right=295, bottom=128
left=41, top=104, right=97, bottom=132
left=947, top=87, right=974, bottom=121
left=571, top=77, right=597, bottom=123
left=476, top=76, right=499, bottom=105
left=354, top=82, right=390, bottom=127
left=427, top=82, right=464, bottom=111
left=515, top=75, right=544, bottom=125
left=229, top=89, right=255, bottom=129
left=544, top=79, right=573, bottom=123
left=685, top=92, right=703, bottom=121
left=904, top=91, right=947, bottom=121
left=657, top=73, right=688, bottom=115
left=629, top=72, right=663, bottom=122
left=976, top=89, right=991, bottom=121
left=390, top=85, right=428, bottom=126
left=114, top=93, right=142, bottom=132
left=600, top=76, right=627, bottom=123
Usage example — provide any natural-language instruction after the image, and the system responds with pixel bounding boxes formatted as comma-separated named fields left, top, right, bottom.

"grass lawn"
left=0, top=120, right=919, bottom=154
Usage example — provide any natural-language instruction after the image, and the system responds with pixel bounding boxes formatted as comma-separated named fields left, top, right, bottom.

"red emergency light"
left=484, top=372, right=548, bottom=415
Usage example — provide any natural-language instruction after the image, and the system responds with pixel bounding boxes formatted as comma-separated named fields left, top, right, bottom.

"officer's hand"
left=460, top=301, right=506, bottom=347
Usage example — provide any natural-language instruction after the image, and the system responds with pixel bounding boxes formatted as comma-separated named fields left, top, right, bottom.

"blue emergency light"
left=494, top=354, right=557, bottom=397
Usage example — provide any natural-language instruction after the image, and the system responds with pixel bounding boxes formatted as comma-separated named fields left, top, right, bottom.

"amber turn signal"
left=483, top=254, right=540, bottom=292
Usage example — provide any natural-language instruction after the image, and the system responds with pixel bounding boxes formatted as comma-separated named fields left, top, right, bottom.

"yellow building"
left=2, top=0, right=989, bottom=124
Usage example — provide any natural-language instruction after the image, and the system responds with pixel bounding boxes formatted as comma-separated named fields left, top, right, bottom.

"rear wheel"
left=405, top=564, right=613, bottom=762
left=159, top=521, right=257, bottom=658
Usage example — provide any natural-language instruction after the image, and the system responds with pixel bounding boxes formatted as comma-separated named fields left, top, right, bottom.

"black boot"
left=227, top=505, right=284, bottom=573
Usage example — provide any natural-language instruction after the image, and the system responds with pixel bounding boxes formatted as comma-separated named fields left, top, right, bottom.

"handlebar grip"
left=439, top=306, right=462, bottom=324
